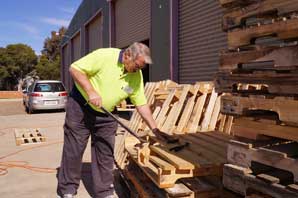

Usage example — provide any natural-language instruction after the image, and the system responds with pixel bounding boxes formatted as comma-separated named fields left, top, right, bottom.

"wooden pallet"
left=227, top=139, right=298, bottom=182
left=215, top=67, right=298, bottom=95
left=114, top=81, right=166, bottom=168
left=123, top=160, right=227, bottom=198
left=14, top=128, right=46, bottom=146
left=125, top=131, right=233, bottom=188
left=219, top=45, right=298, bottom=71
left=219, top=0, right=256, bottom=8
left=221, top=94, right=298, bottom=126
left=221, top=0, right=298, bottom=30
left=231, top=117, right=298, bottom=141
left=223, top=164, right=298, bottom=198
left=228, top=18, right=298, bottom=49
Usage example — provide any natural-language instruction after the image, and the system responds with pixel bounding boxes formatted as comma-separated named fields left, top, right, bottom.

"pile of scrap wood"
left=216, top=0, right=298, bottom=197
left=114, top=80, right=238, bottom=197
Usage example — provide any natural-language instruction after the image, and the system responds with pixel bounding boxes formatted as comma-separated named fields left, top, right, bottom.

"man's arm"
left=136, top=104, right=177, bottom=142
left=69, top=67, right=102, bottom=107
left=136, top=104, right=157, bottom=130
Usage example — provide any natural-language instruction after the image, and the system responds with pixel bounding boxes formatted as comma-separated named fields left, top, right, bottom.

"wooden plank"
left=156, top=89, right=177, bottom=129
left=165, top=183, right=194, bottom=198
left=161, top=85, right=191, bottom=134
left=186, top=93, right=208, bottom=133
left=232, top=117, right=298, bottom=141
left=228, top=18, right=298, bottom=48
left=221, top=95, right=298, bottom=126
left=175, top=84, right=201, bottom=134
left=227, top=140, right=298, bottom=182
left=222, top=0, right=298, bottom=30
left=223, top=116, right=234, bottom=135
left=256, top=174, right=280, bottom=184
left=150, top=145, right=195, bottom=170
left=200, top=89, right=218, bottom=132
left=219, top=45, right=298, bottom=71
left=223, top=164, right=298, bottom=198
left=215, top=69, right=298, bottom=95
left=208, top=96, right=221, bottom=131
left=149, top=155, right=176, bottom=171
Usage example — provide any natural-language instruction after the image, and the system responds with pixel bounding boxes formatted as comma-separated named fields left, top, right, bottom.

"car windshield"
left=34, top=83, right=65, bottom=92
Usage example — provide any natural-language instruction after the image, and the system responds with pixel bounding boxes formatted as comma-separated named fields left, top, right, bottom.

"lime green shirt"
left=71, top=48, right=147, bottom=112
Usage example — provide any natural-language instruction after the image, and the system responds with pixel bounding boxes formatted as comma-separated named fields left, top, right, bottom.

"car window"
left=34, top=83, right=66, bottom=92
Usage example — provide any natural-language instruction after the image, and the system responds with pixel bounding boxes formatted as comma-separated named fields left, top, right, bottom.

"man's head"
left=123, top=42, right=152, bottom=73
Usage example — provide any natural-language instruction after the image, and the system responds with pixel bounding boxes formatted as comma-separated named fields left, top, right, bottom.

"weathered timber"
left=227, top=140, right=298, bottom=182
left=221, top=95, right=298, bottom=125
left=228, top=18, right=298, bottom=49
left=215, top=68, right=298, bottom=95
left=223, top=164, right=298, bottom=198
left=231, top=117, right=298, bottom=141
left=219, top=45, right=298, bottom=70
left=222, top=0, right=298, bottom=30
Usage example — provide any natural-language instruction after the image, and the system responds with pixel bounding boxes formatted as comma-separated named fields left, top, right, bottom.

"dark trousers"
left=57, top=96, right=117, bottom=198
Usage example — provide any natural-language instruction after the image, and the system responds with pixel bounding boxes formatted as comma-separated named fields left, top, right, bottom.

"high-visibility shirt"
left=71, top=48, right=147, bottom=112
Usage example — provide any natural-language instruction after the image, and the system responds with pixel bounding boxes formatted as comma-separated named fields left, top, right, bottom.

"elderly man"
left=57, top=42, right=163, bottom=198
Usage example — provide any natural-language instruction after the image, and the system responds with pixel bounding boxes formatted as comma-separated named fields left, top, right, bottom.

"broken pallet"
left=223, top=164, right=298, bottom=198
left=221, top=94, right=298, bottom=126
left=227, top=139, right=298, bottom=182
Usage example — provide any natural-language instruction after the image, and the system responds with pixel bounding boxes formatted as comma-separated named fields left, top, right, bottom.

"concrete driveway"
left=0, top=99, right=126, bottom=198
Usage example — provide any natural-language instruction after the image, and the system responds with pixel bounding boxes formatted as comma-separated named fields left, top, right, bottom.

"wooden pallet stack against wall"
left=216, top=1, right=298, bottom=197
left=216, top=0, right=298, bottom=141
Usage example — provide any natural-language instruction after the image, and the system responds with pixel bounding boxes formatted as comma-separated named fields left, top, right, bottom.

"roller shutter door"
left=86, top=13, right=103, bottom=53
left=71, top=33, right=81, bottom=62
left=62, top=44, right=71, bottom=91
left=178, top=0, right=227, bottom=83
left=115, top=0, right=150, bottom=48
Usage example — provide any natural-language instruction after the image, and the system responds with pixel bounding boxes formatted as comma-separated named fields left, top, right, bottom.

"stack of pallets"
left=114, top=80, right=238, bottom=197
left=216, top=0, right=298, bottom=197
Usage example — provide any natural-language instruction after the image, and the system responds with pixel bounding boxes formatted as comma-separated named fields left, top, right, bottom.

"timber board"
left=228, top=18, right=298, bottom=49
left=223, top=164, right=298, bottom=198
left=222, top=0, right=298, bottom=31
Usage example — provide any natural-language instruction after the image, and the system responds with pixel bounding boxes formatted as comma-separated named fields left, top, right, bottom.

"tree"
left=36, top=27, right=66, bottom=80
left=0, top=44, right=37, bottom=90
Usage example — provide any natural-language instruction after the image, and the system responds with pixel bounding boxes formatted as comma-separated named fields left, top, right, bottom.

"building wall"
left=61, top=0, right=227, bottom=87
left=178, top=0, right=227, bottom=83
left=151, top=0, right=171, bottom=82
left=60, top=0, right=109, bottom=91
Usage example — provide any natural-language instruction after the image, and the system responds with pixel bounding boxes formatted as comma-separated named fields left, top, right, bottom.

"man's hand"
left=87, top=91, right=102, bottom=108
left=152, top=128, right=179, bottom=144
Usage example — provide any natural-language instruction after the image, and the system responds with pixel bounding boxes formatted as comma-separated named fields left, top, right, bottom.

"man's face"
left=125, top=55, right=146, bottom=73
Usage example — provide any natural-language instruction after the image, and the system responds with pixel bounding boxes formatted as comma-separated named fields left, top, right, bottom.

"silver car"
left=24, top=80, right=67, bottom=114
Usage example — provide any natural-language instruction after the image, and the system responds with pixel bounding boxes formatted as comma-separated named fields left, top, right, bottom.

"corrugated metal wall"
left=178, top=0, right=227, bottom=83
left=115, top=0, right=150, bottom=48
left=71, top=33, right=81, bottom=62
left=62, top=44, right=71, bottom=91
left=86, top=13, right=103, bottom=53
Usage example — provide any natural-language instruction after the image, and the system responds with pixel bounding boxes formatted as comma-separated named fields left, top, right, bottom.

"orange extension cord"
left=0, top=127, right=63, bottom=176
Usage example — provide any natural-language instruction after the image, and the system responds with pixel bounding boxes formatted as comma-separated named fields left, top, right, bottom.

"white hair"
left=126, top=42, right=153, bottom=64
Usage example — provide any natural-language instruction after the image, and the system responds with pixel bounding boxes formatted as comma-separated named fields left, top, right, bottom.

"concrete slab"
left=0, top=112, right=94, bottom=198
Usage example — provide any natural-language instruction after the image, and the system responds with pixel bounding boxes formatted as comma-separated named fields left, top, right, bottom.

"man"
left=57, top=42, right=164, bottom=198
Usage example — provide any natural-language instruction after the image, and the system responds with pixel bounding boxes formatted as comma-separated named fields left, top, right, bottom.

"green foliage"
left=36, top=27, right=66, bottom=80
left=0, top=44, right=37, bottom=90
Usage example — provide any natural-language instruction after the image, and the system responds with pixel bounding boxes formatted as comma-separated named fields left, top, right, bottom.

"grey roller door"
left=71, top=33, right=81, bottom=62
left=86, top=13, right=103, bottom=53
left=62, top=44, right=71, bottom=91
left=178, top=0, right=227, bottom=83
left=115, top=0, right=150, bottom=48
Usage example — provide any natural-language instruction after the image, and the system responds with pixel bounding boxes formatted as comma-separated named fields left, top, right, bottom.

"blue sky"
left=0, top=0, right=82, bottom=55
